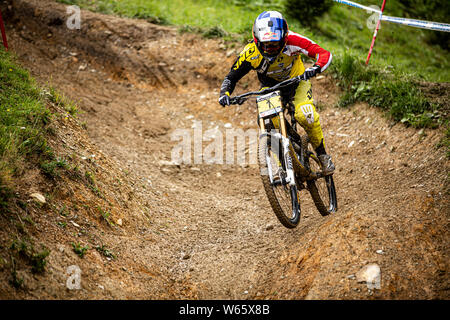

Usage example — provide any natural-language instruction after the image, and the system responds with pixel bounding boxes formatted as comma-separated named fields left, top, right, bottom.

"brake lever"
left=237, top=97, right=247, bottom=105
left=230, top=97, right=247, bottom=105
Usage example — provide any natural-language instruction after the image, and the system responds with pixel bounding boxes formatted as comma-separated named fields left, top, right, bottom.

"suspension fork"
left=284, top=104, right=310, bottom=179
left=259, top=109, right=308, bottom=185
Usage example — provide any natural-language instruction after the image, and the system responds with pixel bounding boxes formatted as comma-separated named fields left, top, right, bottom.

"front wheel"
left=258, top=133, right=300, bottom=228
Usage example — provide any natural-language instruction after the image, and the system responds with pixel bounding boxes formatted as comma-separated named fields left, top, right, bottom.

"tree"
left=397, top=0, right=449, bottom=50
left=284, top=0, right=334, bottom=27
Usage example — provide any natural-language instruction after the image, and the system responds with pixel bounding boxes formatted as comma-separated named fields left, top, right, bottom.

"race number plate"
left=257, top=91, right=283, bottom=118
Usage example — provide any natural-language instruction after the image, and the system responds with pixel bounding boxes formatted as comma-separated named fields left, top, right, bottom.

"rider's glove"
left=219, top=92, right=231, bottom=107
left=301, top=65, right=321, bottom=81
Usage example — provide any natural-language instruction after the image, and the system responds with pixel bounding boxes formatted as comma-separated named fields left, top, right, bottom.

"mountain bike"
left=229, top=76, right=337, bottom=228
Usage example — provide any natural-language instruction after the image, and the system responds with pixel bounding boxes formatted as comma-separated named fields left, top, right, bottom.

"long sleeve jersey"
left=220, top=31, right=332, bottom=96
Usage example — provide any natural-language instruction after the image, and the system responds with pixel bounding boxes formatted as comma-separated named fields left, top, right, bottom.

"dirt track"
left=1, top=0, right=449, bottom=299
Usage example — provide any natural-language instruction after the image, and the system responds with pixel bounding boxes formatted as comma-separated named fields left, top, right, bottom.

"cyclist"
left=219, top=10, right=335, bottom=175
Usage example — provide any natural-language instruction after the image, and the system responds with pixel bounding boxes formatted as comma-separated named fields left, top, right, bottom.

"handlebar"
left=229, top=75, right=303, bottom=105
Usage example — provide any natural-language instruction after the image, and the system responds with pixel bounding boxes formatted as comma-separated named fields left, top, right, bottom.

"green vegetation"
left=85, top=170, right=104, bottom=198
left=0, top=50, right=82, bottom=287
left=71, top=242, right=89, bottom=258
left=330, top=52, right=443, bottom=128
left=57, top=0, right=449, bottom=80
left=46, top=86, right=79, bottom=117
left=0, top=50, right=53, bottom=198
left=285, top=0, right=334, bottom=27
left=393, top=0, right=449, bottom=50
left=10, top=239, right=50, bottom=274
left=56, top=0, right=449, bottom=131
left=95, top=244, right=116, bottom=259
left=58, top=204, right=70, bottom=216
left=40, top=157, right=69, bottom=179
left=97, top=206, right=114, bottom=227
left=0, top=50, right=81, bottom=206
left=10, top=269, right=24, bottom=288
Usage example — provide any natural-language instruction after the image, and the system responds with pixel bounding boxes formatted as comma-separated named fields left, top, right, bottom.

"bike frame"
left=229, top=76, right=338, bottom=226
left=260, top=103, right=300, bottom=187
left=230, top=76, right=323, bottom=185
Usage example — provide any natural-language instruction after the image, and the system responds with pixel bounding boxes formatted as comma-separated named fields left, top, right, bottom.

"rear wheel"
left=305, top=142, right=337, bottom=216
left=258, top=133, right=300, bottom=228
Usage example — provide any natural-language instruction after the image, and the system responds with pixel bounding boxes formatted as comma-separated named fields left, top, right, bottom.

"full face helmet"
left=252, top=11, right=288, bottom=63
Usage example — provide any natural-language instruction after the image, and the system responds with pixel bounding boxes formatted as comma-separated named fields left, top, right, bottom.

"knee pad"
left=295, top=103, right=319, bottom=128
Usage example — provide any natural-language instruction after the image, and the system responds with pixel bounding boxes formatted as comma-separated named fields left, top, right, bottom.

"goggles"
left=261, top=41, right=282, bottom=54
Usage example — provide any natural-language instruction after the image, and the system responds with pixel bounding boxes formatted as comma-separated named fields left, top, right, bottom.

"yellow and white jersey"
left=220, top=31, right=332, bottom=96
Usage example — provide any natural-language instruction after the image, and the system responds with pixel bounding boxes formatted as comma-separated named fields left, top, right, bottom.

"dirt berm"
left=0, top=0, right=448, bottom=299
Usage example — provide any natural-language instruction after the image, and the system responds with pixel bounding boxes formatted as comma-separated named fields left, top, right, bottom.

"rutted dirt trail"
left=1, top=0, right=448, bottom=299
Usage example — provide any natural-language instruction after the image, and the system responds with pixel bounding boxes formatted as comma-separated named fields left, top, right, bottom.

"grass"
left=98, top=206, right=114, bottom=227
left=436, top=125, right=450, bottom=158
left=46, top=86, right=79, bottom=117
left=0, top=50, right=53, bottom=184
left=40, top=157, right=69, bottom=178
left=57, top=0, right=449, bottom=82
left=316, top=1, right=450, bottom=82
left=58, top=0, right=264, bottom=36
left=0, top=49, right=82, bottom=287
left=0, top=49, right=57, bottom=213
left=10, top=239, right=51, bottom=274
left=71, top=242, right=89, bottom=258
left=10, top=270, right=24, bottom=288
left=95, top=244, right=116, bottom=259
left=85, top=171, right=104, bottom=198
left=329, top=52, right=444, bottom=128
left=0, top=49, right=81, bottom=201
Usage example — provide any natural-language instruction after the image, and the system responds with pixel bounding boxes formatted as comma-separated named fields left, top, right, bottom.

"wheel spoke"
left=306, top=142, right=337, bottom=215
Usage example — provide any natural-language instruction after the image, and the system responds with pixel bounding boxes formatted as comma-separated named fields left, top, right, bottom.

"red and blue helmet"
left=252, top=11, right=288, bottom=62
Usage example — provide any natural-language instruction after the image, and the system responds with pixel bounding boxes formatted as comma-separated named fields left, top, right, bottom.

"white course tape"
left=381, top=15, right=450, bottom=32
left=333, top=0, right=381, bottom=13
left=333, top=0, right=450, bottom=32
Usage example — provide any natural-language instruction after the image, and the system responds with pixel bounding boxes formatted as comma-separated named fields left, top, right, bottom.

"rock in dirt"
left=183, top=253, right=191, bottom=260
left=30, top=192, right=46, bottom=204
left=159, top=160, right=176, bottom=166
left=226, top=50, right=235, bottom=57
left=70, top=221, right=80, bottom=228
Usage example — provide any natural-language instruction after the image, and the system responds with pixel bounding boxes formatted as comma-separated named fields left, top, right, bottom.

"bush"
left=397, top=0, right=450, bottom=50
left=284, top=0, right=333, bottom=27
left=330, top=52, right=442, bottom=128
